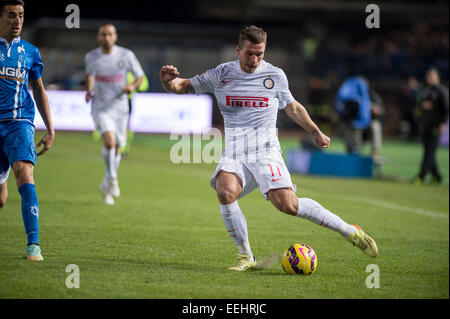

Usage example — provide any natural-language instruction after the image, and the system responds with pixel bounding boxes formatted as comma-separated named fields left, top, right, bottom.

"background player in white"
left=85, top=23, right=144, bottom=205
left=160, top=26, right=378, bottom=271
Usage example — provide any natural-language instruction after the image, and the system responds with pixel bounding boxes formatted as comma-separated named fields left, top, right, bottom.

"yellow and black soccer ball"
left=282, top=243, right=318, bottom=275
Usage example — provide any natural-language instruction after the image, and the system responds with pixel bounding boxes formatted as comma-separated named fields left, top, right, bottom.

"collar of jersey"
left=235, top=59, right=265, bottom=76
left=100, top=45, right=116, bottom=55
left=0, top=36, right=21, bottom=46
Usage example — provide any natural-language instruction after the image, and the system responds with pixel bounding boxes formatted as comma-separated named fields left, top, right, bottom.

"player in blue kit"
left=0, top=0, right=55, bottom=261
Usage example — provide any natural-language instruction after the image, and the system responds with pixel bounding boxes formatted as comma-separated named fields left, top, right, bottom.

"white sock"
left=296, top=198, right=356, bottom=238
left=101, top=147, right=110, bottom=181
left=115, top=152, right=122, bottom=175
left=236, top=243, right=253, bottom=258
left=102, top=147, right=117, bottom=180
left=220, top=201, right=253, bottom=258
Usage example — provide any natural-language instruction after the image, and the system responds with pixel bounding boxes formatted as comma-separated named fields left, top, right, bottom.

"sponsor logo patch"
left=226, top=96, right=269, bottom=108
left=0, top=66, right=26, bottom=82
left=95, top=74, right=124, bottom=83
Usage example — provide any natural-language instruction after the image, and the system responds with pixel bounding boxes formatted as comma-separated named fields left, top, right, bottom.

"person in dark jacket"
left=414, top=67, right=449, bottom=185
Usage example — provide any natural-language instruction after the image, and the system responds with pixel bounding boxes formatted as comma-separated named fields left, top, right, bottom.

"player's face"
left=97, top=25, right=118, bottom=51
left=426, top=70, right=439, bottom=86
left=237, top=40, right=265, bottom=73
left=0, top=5, right=24, bottom=41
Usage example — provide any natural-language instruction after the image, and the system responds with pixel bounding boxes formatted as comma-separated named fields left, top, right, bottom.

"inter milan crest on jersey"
left=117, top=60, right=125, bottom=69
left=263, top=77, right=275, bottom=89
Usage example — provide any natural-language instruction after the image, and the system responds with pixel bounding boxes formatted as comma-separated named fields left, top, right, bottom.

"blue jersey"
left=0, top=37, right=43, bottom=123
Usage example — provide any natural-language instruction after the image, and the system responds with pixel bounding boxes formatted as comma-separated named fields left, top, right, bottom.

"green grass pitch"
left=0, top=131, right=448, bottom=298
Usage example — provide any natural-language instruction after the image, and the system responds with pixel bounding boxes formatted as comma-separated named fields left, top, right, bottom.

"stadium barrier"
left=287, top=149, right=374, bottom=178
left=34, top=90, right=213, bottom=134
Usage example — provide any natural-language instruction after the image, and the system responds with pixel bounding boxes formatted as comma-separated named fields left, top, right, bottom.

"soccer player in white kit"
left=160, top=26, right=378, bottom=270
left=85, top=24, right=144, bottom=205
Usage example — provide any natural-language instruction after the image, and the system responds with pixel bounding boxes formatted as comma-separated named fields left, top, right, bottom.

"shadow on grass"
left=64, top=255, right=291, bottom=277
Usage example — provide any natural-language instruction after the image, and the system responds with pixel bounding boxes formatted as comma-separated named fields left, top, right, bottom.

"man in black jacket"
left=415, top=67, right=449, bottom=185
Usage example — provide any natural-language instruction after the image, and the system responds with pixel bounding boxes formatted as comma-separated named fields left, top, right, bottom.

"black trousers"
left=419, top=130, right=441, bottom=180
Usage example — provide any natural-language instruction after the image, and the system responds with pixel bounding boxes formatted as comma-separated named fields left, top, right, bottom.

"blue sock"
left=18, top=183, right=39, bottom=245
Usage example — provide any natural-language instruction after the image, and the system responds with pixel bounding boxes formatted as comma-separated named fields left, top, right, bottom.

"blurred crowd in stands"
left=43, top=16, right=448, bottom=143
left=306, top=18, right=448, bottom=84
left=301, top=17, right=448, bottom=142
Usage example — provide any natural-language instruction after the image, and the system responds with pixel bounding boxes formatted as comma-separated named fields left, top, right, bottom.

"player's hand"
left=313, top=131, right=330, bottom=148
left=159, top=65, right=180, bottom=83
left=36, top=130, right=55, bottom=156
left=85, top=91, right=93, bottom=103
left=122, top=84, right=135, bottom=94
left=371, top=103, right=382, bottom=116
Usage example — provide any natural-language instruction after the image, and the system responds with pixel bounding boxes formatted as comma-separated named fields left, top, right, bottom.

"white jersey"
left=84, top=45, right=144, bottom=117
left=190, top=60, right=295, bottom=158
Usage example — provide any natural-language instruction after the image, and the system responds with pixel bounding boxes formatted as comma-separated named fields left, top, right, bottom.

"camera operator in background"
left=334, top=76, right=372, bottom=155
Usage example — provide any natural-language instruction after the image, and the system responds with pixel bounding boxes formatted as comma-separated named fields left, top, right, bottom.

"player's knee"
left=216, top=188, right=240, bottom=205
left=102, top=132, right=116, bottom=149
left=0, top=186, right=7, bottom=209
left=0, top=196, right=6, bottom=209
left=12, top=162, right=34, bottom=186
left=104, top=141, right=116, bottom=149
left=215, top=173, right=242, bottom=204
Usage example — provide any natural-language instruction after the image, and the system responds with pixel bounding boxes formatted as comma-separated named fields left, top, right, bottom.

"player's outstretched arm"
left=284, top=100, right=330, bottom=148
left=160, top=65, right=194, bottom=94
left=29, top=78, right=55, bottom=156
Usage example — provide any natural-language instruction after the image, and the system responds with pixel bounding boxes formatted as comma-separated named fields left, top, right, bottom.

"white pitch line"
left=299, top=188, right=448, bottom=220
left=341, top=195, right=448, bottom=220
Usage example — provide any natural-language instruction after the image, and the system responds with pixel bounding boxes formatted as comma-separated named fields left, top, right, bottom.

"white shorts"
left=0, top=167, right=10, bottom=185
left=210, top=148, right=296, bottom=200
left=92, top=111, right=129, bottom=147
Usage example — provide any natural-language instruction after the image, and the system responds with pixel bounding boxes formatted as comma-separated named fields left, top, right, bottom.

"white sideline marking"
left=343, top=196, right=448, bottom=220
left=186, top=171, right=449, bottom=220
left=300, top=189, right=448, bottom=220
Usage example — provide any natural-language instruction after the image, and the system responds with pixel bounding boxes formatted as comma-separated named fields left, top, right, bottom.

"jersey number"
left=268, top=164, right=282, bottom=182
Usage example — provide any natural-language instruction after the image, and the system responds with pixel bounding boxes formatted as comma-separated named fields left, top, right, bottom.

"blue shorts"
left=0, top=120, right=37, bottom=175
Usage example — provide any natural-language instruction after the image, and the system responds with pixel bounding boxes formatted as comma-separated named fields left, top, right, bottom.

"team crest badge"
left=30, top=206, right=39, bottom=218
left=263, top=77, right=275, bottom=89
left=117, top=60, right=125, bottom=69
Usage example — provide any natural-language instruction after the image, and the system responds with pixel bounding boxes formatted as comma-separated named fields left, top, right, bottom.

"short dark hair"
left=99, top=23, right=116, bottom=31
left=425, top=66, right=439, bottom=75
left=238, top=25, right=267, bottom=48
left=0, top=0, right=24, bottom=15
